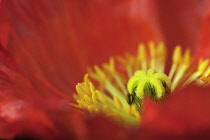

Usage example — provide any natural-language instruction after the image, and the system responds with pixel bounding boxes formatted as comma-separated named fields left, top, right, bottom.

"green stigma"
left=127, top=69, right=171, bottom=106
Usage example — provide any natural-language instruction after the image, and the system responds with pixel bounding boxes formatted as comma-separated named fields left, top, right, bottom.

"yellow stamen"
left=156, top=42, right=166, bottom=72
left=96, top=90, right=107, bottom=103
left=169, top=45, right=182, bottom=80
left=138, top=44, right=147, bottom=71
left=183, top=58, right=209, bottom=88
left=149, top=41, right=156, bottom=69
left=114, top=96, right=123, bottom=110
left=201, top=76, right=210, bottom=86
left=171, top=48, right=192, bottom=90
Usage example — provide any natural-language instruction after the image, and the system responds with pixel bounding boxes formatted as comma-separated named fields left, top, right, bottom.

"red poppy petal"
left=83, top=115, right=130, bottom=140
left=0, top=65, right=84, bottom=139
left=142, top=85, right=210, bottom=137
left=155, top=0, right=210, bottom=55
left=3, top=0, right=162, bottom=93
left=76, top=0, right=163, bottom=65
left=3, top=0, right=88, bottom=93
left=0, top=2, right=11, bottom=48
left=196, top=10, right=210, bottom=59
left=0, top=22, right=11, bottom=47
left=0, top=50, right=77, bottom=139
left=0, top=99, right=61, bottom=139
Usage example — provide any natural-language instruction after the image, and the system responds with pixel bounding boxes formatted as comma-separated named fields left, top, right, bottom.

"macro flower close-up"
left=0, top=0, right=210, bottom=140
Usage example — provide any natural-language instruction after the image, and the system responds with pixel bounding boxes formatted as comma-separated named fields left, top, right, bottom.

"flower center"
left=127, top=69, right=171, bottom=112
left=72, top=42, right=210, bottom=126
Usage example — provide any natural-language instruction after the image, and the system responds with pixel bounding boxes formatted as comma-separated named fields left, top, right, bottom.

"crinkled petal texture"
left=3, top=0, right=163, bottom=92
left=0, top=55, right=87, bottom=139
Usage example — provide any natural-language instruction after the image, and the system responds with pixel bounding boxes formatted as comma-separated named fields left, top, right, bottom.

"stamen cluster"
left=72, top=42, right=210, bottom=125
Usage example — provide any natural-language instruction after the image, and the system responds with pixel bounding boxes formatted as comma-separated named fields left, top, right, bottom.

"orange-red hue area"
left=197, top=11, right=210, bottom=59
left=0, top=0, right=209, bottom=139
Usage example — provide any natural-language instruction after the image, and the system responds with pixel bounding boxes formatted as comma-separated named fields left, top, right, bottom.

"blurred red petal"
left=0, top=85, right=84, bottom=139
left=196, top=11, right=210, bottom=58
left=84, top=115, right=130, bottom=140
left=3, top=0, right=88, bottom=93
left=155, top=0, right=210, bottom=55
left=0, top=22, right=10, bottom=47
left=142, top=85, right=210, bottom=137
left=0, top=60, right=84, bottom=139
left=75, top=0, right=163, bottom=65
left=0, top=2, right=11, bottom=48
left=3, top=0, right=162, bottom=93
left=0, top=98, right=60, bottom=139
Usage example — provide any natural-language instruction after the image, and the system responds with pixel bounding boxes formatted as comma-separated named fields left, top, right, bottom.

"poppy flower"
left=0, top=0, right=210, bottom=140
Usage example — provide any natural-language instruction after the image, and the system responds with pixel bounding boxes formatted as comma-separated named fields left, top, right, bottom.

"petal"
left=0, top=2, right=11, bottom=47
left=142, top=85, right=210, bottom=137
left=0, top=58, right=85, bottom=139
left=0, top=99, right=59, bottom=139
left=196, top=10, right=210, bottom=58
left=155, top=0, right=210, bottom=55
left=0, top=23, right=11, bottom=47
left=3, top=0, right=89, bottom=93
left=3, top=0, right=162, bottom=92
left=0, top=69, right=86, bottom=139
left=79, top=0, right=163, bottom=65
left=84, top=115, right=130, bottom=140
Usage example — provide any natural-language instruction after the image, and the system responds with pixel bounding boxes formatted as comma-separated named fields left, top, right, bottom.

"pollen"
left=72, top=42, right=210, bottom=126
